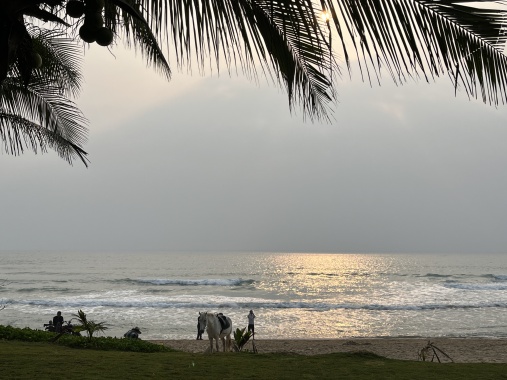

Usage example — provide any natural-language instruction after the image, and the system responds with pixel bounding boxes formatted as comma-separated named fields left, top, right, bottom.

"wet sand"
left=150, top=338, right=507, bottom=363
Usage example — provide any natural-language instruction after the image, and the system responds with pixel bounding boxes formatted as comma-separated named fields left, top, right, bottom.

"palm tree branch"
left=1, top=77, right=88, bottom=158
left=325, top=0, right=507, bottom=104
left=237, top=0, right=337, bottom=119
left=141, top=0, right=336, bottom=119
left=29, top=26, right=83, bottom=98
left=105, top=0, right=172, bottom=79
left=0, top=112, right=88, bottom=166
left=24, top=6, right=70, bottom=26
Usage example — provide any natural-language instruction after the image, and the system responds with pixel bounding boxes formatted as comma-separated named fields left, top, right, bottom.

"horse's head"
left=198, top=312, right=207, bottom=331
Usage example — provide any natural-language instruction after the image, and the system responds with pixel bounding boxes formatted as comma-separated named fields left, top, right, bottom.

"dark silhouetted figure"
left=247, top=310, right=255, bottom=335
left=124, top=327, right=142, bottom=339
left=197, top=316, right=204, bottom=340
left=53, top=311, right=64, bottom=333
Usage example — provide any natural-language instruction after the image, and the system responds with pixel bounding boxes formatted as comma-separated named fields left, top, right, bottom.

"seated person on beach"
left=44, top=320, right=54, bottom=332
left=52, top=311, right=64, bottom=333
left=124, top=327, right=142, bottom=339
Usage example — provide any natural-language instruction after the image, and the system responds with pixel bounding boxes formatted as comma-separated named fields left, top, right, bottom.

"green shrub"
left=233, top=327, right=252, bottom=351
left=72, top=309, right=109, bottom=341
left=0, top=325, right=53, bottom=342
left=0, top=325, right=171, bottom=353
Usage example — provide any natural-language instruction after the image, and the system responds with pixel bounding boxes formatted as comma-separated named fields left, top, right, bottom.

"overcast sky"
left=1, top=44, right=507, bottom=254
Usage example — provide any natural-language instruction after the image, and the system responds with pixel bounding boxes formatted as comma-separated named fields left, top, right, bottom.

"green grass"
left=2, top=340, right=507, bottom=379
left=1, top=326, right=506, bottom=379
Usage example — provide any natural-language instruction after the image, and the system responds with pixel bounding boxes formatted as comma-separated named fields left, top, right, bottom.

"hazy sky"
left=1, top=44, right=507, bottom=254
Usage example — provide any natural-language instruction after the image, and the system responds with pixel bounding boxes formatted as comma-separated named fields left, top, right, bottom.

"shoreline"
left=149, top=337, right=507, bottom=363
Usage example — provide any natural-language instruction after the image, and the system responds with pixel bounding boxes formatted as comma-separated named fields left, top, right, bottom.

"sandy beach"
left=150, top=338, right=507, bottom=363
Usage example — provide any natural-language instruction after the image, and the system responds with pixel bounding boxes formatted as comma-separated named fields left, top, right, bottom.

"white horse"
left=198, top=311, right=232, bottom=353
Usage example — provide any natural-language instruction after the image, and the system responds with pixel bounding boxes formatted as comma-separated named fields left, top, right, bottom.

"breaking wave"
left=121, top=278, right=255, bottom=286
left=6, top=297, right=507, bottom=312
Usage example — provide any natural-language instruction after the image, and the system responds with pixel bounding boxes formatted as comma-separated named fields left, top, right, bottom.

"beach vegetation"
left=2, top=2, right=507, bottom=165
left=418, top=340, right=454, bottom=363
left=0, top=324, right=170, bottom=352
left=232, top=327, right=253, bottom=352
left=71, top=309, right=109, bottom=341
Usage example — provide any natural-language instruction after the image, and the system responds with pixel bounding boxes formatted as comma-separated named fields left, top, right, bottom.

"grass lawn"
left=1, top=340, right=507, bottom=379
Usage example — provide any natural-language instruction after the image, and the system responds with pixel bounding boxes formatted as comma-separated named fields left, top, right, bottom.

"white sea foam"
left=133, top=278, right=254, bottom=286
left=444, top=282, right=507, bottom=291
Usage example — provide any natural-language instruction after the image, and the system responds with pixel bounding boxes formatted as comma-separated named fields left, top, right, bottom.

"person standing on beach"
left=52, top=311, right=64, bottom=333
left=196, top=315, right=203, bottom=340
left=247, top=310, right=255, bottom=335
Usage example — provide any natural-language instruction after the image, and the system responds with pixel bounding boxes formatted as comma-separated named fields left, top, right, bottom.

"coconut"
left=79, top=24, right=97, bottom=43
left=66, top=1, right=85, bottom=18
left=95, top=27, right=114, bottom=47
left=85, top=0, right=105, bottom=12
left=84, top=11, right=104, bottom=28
left=30, top=52, right=42, bottom=68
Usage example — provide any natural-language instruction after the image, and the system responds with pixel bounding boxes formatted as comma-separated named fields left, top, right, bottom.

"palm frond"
left=236, top=0, right=337, bottom=119
left=30, top=26, right=83, bottom=98
left=72, top=309, right=109, bottom=341
left=24, top=6, right=70, bottom=26
left=102, top=0, right=171, bottom=79
left=1, top=26, right=88, bottom=166
left=125, top=0, right=337, bottom=119
left=2, top=78, right=88, bottom=145
left=0, top=112, right=88, bottom=166
left=325, top=0, right=507, bottom=104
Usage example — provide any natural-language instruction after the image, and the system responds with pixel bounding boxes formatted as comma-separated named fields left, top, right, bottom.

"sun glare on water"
left=254, top=253, right=390, bottom=338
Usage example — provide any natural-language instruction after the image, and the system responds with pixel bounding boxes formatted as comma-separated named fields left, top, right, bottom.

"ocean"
left=1, top=251, right=507, bottom=340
